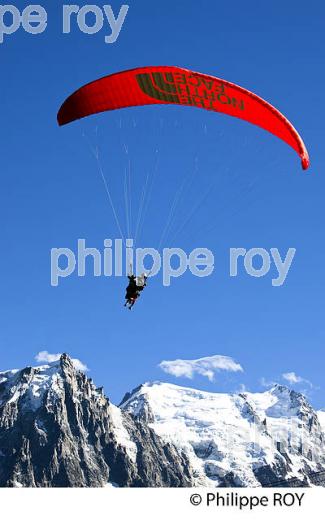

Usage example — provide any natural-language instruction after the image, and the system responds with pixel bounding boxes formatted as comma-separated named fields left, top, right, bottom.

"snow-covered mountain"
left=317, top=411, right=325, bottom=432
left=121, top=382, right=325, bottom=487
left=1, top=355, right=324, bottom=487
left=0, top=355, right=192, bottom=487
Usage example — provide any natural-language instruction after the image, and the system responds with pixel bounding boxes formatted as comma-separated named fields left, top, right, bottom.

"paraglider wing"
left=57, top=66, right=309, bottom=169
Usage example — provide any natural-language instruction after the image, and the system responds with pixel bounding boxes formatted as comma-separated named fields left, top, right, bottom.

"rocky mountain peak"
left=0, top=359, right=192, bottom=488
left=59, top=352, right=74, bottom=371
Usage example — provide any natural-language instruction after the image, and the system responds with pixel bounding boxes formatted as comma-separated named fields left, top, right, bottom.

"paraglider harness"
left=124, top=271, right=148, bottom=310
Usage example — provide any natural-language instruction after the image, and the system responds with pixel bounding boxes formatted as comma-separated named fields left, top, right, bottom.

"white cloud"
left=260, top=373, right=314, bottom=392
left=35, top=351, right=60, bottom=364
left=282, top=372, right=303, bottom=384
left=158, top=354, right=243, bottom=382
left=237, top=383, right=248, bottom=393
left=260, top=377, right=277, bottom=388
left=35, top=351, right=88, bottom=372
left=282, top=371, right=312, bottom=387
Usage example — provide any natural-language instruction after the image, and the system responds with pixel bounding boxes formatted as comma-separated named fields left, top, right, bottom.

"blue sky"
left=0, top=1, right=324, bottom=407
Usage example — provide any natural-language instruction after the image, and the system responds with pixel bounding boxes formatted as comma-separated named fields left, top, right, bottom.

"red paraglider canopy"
left=57, top=66, right=309, bottom=170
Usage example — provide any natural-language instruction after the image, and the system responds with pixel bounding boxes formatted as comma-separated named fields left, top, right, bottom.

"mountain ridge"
left=121, top=380, right=325, bottom=487
left=0, top=355, right=324, bottom=487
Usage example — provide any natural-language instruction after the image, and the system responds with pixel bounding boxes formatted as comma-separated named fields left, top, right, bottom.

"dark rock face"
left=0, top=355, right=192, bottom=488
